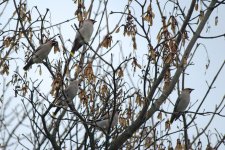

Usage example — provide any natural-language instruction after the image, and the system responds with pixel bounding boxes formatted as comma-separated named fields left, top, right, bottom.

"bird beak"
left=52, top=40, right=58, bottom=46
left=190, top=88, right=194, bottom=92
left=90, top=19, right=96, bottom=24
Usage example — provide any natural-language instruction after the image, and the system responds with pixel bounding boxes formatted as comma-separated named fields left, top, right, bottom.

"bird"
left=53, top=79, right=80, bottom=116
left=23, top=40, right=58, bottom=70
left=71, top=19, right=96, bottom=54
left=170, top=88, right=194, bottom=123
left=93, top=109, right=120, bottom=132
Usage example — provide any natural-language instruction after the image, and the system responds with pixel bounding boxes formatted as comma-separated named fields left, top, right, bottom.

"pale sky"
left=1, top=0, right=225, bottom=149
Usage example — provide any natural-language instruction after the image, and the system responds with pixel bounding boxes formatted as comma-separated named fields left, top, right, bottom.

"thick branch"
left=109, top=0, right=217, bottom=149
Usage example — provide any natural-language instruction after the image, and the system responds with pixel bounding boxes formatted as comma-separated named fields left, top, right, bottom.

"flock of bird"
left=23, top=19, right=194, bottom=132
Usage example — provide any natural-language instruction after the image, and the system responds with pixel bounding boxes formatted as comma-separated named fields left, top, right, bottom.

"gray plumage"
left=53, top=79, right=80, bottom=116
left=95, top=110, right=119, bottom=131
left=71, top=19, right=96, bottom=53
left=64, top=79, right=79, bottom=100
left=23, top=40, right=57, bottom=70
left=170, top=88, right=194, bottom=123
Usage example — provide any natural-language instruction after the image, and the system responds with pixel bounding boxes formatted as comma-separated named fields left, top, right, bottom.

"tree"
left=0, top=0, right=225, bottom=149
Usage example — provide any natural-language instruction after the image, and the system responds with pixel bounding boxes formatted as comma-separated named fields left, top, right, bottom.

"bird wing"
left=71, top=38, right=82, bottom=53
left=170, top=97, right=181, bottom=123
left=34, top=44, right=45, bottom=52
left=29, top=44, right=46, bottom=59
left=24, top=44, right=45, bottom=67
left=26, top=44, right=43, bottom=60
left=173, top=96, right=181, bottom=113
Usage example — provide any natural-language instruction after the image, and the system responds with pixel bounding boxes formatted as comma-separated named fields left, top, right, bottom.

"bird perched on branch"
left=71, top=19, right=96, bottom=54
left=23, top=40, right=58, bottom=70
left=53, top=79, right=80, bottom=116
left=170, top=88, right=194, bottom=123
left=89, top=109, right=120, bottom=132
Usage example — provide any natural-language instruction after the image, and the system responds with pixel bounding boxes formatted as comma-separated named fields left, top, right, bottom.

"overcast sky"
left=1, top=0, right=225, bottom=149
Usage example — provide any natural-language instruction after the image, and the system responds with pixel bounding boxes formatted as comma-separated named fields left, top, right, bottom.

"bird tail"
left=170, top=112, right=181, bottom=123
left=52, top=97, right=66, bottom=116
left=53, top=98, right=75, bottom=116
left=170, top=115, right=175, bottom=123
left=53, top=107, right=61, bottom=116
left=71, top=39, right=82, bottom=55
left=23, top=60, right=33, bottom=70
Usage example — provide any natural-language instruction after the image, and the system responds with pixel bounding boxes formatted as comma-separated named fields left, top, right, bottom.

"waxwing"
left=53, top=79, right=80, bottom=116
left=170, top=88, right=194, bottom=123
left=23, top=40, right=57, bottom=70
left=71, top=19, right=96, bottom=54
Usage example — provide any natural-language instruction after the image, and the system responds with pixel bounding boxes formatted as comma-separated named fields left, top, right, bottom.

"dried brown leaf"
left=157, top=112, right=162, bottom=120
